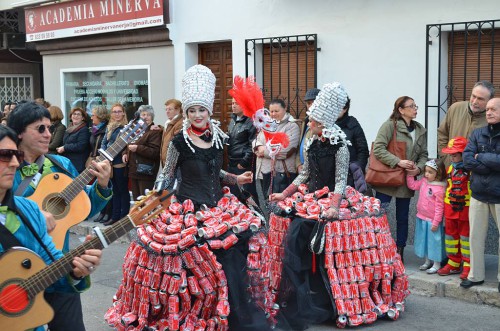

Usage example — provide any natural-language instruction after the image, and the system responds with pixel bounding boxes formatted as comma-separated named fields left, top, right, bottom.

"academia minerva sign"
left=25, top=0, right=166, bottom=42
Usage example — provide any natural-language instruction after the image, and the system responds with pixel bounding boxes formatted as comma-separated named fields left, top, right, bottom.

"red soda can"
left=213, top=223, right=229, bottom=237
left=162, top=255, right=173, bottom=273
left=133, top=266, right=145, bottom=283
left=370, top=248, right=380, bottom=265
left=357, top=217, right=368, bottom=233
left=341, top=283, right=352, bottom=299
left=149, top=289, right=160, bottom=306
left=342, top=236, right=351, bottom=252
left=277, top=201, right=293, bottom=214
left=314, top=186, right=329, bottom=198
left=181, top=226, right=198, bottom=238
left=354, top=264, right=365, bottom=281
left=142, top=269, right=153, bottom=287
left=352, top=298, right=362, bottom=315
left=361, top=297, right=375, bottom=314
left=347, top=314, right=363, bottom=327
left=162, top=244, right=178, bottom=254
left=138, top=249, right=149, bottom=267
left=298, top=183, right=309, bottom=195
left=292, top=192, right=304, bottom=202
left=168, top=313, right=180, bottom=330
left=358, top=281, right=370, bottom=298
left=337, top=268, right=348, bottom=284
left=352, top=250, right=362, bottom=266
left=206, top=272, right=218, bottom=289
left=233, top=222, right=250, bottom=233
left=204, top=292, right=216, bottom=308
left=178, top=235, right=196, bottom=250
left=381, top=279, right=392, bottom=295
left=216, top=299, right=230, bottom=317
left=169, top=202, right=183, bottom=215
left=168, top=294, right=180, bottom=313
left=159, top=290, right=168, bottom=305
left=184, top=213, right=198, bottom=228
left=330, top=236, right=341, bottom=253
left=361, top=249, right=371, bottom=265
left=366, top=232, right=376, bottom=248
left=324, top=253, right=335, bottom=269
left=349, top=219, right=359, bottom=234
left=344, top=252, right=354, bottom=267
left=182, top=199, right=194, bottom=214
left=192, top=298, right=204, bottom=315
left=393, top=259, right=405, bottom=276
left=121, top=312, right=138, bottom=326
left=381, top=263, right=393, bottom=280
left=195, top=319, right=207, bottom=331
left=152, top=232, right=167, bottom=244
left=133, top=282, right=141, bottom=299
left=164, top=233, right=182, bottom=244
left=344, top=299, right=355, bottom=317
left=335, top=299, right=347, bottom=316
left=190, top=246, right=204, bottom=262
left=303, top=192, right=315, bottom=202
left=358, top=233, right=368, bottom=249
left=350, top=283, right=360, bottom=298
left=363, top=266, right=374, bottom=282
left=341, top=220, right=352, bottom=236
left=216, top=269, right=228, bottom=287
left=167, top=275, right=182, bottom=295
left=351, top=235, right=360, bottom=251
left=324, top=222, right=333, bottom=238
left=222, top=234, right=239, bottom=249
left=330, top=282, right=343, bottom=299
left=371, top=290, right=383, bottom=306
left=190, top=265, right=205, bottom=278
left=198, top=277, right=214, bottom=294
left=138, top=301, right=149, bottom=318
left=335, top=252, right=346, bottom=269
left=218, top=285, right=229, bottom=300
left=327, top=268, right=339, bottom=283
left=373, top=264, right=382, bottom=280
left=208, top=239, right=223, bottom=250
left=346, top=266, right=356, bottom=282
left=179, top=269, right=188, bottom=288
left=171, top=255, right=183, bottom=275
left=182, top=251, right=196, bottom=269
left=330, top=221, right=342, bottom=236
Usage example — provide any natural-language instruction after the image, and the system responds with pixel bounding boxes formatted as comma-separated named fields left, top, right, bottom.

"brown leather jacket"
left=160, top=115, right=183, bottom=167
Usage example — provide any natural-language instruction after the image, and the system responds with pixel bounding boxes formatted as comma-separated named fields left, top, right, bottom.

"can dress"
left=105, top=133, right=270, bottom=331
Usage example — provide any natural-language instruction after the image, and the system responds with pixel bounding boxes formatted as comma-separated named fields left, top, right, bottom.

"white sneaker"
left=426, top=267, right=439, bottom=274
left=419, top=262, right=432, bottom=270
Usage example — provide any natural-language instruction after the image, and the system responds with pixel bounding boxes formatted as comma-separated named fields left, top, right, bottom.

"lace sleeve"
left=219, top=170, right=238, bottom=186
left=154, top=142, right=180, bottom=191
left=333, top=144, right=350, bottom=195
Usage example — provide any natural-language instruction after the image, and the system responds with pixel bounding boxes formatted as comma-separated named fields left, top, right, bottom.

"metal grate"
left=425, top=19, right=500, bottom=130
left=0, top=75, right=33, bottom=107
left=245, top=34, right=318, bottom=120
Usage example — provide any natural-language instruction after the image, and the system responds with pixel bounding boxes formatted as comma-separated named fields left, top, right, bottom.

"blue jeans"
left=375, top=191, right=411, bottom=247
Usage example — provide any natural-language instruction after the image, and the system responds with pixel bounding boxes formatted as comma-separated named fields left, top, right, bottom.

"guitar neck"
left=61, top=136, right=129, bottom=201
left=23, top=215, right=134, bottom=298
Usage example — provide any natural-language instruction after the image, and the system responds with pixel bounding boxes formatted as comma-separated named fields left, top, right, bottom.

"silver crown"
left=181, top=65, right=216, bottom=115
left=306, top=82, right=348, bottom=129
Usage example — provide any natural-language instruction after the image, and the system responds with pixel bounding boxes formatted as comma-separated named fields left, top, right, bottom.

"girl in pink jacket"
left=407, top=159, right=447, bottom=274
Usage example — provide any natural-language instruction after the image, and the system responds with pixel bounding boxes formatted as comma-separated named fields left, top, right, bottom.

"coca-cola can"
left=341, top=220, right=352, bottom=236
left=184, top=213, right=198, bottom=228
left=350, top=283, right=360, bottom=299
left=335, top=252, right=346, bottom=269
left=345, top=252, right=354, bottom=268
left=149, top=289, right=160, bottom=306
left=138, top=249, right=149, bottom=267
left=361, top=250, right=371, bottom=266
left=364, top=266, right=374, bottom=282
left=337, top=268, right=348, bottom=284
left=133, top=266, right=145, bottom=284
left=171, top=255, right=182, bottom=275
left=351, top=235, right=360, bottom=251
left=233, top=222, right=250, bottom=234
left=335, top=299, right=347, bottom=316
left=327, top=268, right=339, bottom=283
left=178, top=235, right=196, bottom=250
left=181, top=226, right=198, bottom=238
left=349, top=219, right=359, bottom=234
left=347, top=314, right=363, bottom=327
left=182, top=199, right=195, bottom=214
left=168, top=312, right=180, bottom=330
left=182, top=251, right=196, bottom=269
left=215, top=269, right=228, bottom=287
left=159, top=290, right=168, bottom=305
left=352, top=298, right=362, bottom=315
left=366, top=232, right=377, bottom=248
left=342, top=236, right=351, bottom=252
left=192, top=298, right=204, bottom=315
left=208, top=239, right=223, bottom=250
left=341, top=283, right=352, bottom=299
left=330, top=283, right=343, bottom=299
left=393, top=259, right=406, bottom=276
left=138, top=301, right=149, bottom=318
left=165, top=233, right=182, bottom=244
left=167, top=275, right=182, bottom=295
left=142, top=269, right=153, bottom=287
left=373, top=264, right=382, bottom=280
left=346, top=266, right=356, bottom=283
left=358, top=233, right=368, bottom=249
left=324, top=253, right=335, bottom=269
left=190, top=246, right=204, bottom=262
left=218, top=285, right=229, bottom=300
left=344, top=299, right=355, bottom=317
left=370, top=248, right=380, bottom=265
left=198, top=277, right=214, bottom=294
left=354, top=265, right=365, bottom=281
left=162, top=244, right=178, bottom=254
left=190, top=265, right=205, bottom=278
left=331, top=221, right=342, bottom=236
left=381, top=263, right=393, bottom=280
left=358, top=281, right=370, bottom=298
left=168, top=294, right=180, bottom=314
left=222, top=234, right=239, bottom=250
left=216, top=299, right=230, bottom=317
left=352, top=250, right=363, bottom=266
left=169, top=202, right=183, bottom=215
left=381, top=279, right=392, bottom=295
left=121, top=312, right=138, bottom=326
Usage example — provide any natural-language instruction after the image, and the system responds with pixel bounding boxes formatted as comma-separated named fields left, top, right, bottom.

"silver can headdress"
left=181, top=64, right=216, bottom=115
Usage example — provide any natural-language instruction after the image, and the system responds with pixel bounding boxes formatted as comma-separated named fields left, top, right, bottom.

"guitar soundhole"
left=0, top=280, right=31, bottom=316
left=42, top=194, right=69, bottom=219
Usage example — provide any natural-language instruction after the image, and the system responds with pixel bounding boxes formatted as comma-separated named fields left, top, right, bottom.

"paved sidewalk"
left=71, top=219, right=500, bottom=308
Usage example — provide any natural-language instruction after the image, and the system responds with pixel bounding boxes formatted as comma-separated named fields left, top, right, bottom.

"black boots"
left=397, top=246, right=405, bottom=264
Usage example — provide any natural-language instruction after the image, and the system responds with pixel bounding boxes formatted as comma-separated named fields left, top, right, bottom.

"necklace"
left=188, top=124, right=212, bottom=142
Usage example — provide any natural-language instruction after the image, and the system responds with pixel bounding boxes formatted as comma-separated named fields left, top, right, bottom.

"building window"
left=0, top=74, right=33, bottom=107
left=246, top=34, right=317, bottom=120
left=62, top=66, right=150, bottom=121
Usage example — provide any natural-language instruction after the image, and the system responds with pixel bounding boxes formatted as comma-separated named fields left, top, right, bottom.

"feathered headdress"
left=229, top=76, right=289, bottom=156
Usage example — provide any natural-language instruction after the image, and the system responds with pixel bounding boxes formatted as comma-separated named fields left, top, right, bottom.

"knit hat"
left=181, top=65, right=216, bottom=115
left=425, top=159, right=439, bottom=171
left=307, top=82, right=348, bottom=129
left=304, top=88, right=321, bottom=101
left=441, top=136, right=467, bottom=154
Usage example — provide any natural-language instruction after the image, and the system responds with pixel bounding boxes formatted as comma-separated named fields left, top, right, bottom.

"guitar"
left=27, top=118, right=147, bottom=250
left=0, top=190, right=172, bottom=331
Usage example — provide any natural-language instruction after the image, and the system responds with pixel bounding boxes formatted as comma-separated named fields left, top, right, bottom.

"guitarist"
left=7, top=102, right=112, bottom=330
left=0, top=125, right=102, bottom=331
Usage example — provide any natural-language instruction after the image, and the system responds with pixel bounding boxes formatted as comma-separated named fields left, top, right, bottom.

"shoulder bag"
left=365, top=121, right=406, bottom=187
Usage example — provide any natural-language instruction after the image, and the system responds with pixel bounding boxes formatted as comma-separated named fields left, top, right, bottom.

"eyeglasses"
left=28, top=124, right=50, bottom=134
left=112, top=110, right=124, bottom=114
left=403, top=104, right=418, bottom=110
left=0, top=149, right=24, bottom=163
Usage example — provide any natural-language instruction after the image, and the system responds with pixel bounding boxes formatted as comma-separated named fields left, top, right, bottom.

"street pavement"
left=68, top=221, right=500, bottom=331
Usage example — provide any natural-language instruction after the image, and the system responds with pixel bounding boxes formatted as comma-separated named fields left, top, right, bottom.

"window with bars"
left=245, top=34, right=317, bottom=121
left=0, top=75, right=33, bottom=107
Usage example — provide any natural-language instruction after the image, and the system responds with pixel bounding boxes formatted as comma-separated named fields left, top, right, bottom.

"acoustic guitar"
left=0, top=190, right=171, bottom=331
left=27, top=118, right=147, bottom=250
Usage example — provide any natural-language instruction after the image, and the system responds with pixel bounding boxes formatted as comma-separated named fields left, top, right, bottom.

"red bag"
left=365, top=121, right=406, bottom=187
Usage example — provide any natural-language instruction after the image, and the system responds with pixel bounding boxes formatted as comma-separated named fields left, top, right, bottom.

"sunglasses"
left=29, top=124, right=50, bottom=134
left=0, top=149, right=24, bottom=163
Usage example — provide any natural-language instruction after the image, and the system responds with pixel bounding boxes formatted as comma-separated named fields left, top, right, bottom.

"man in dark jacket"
left=461, top=97, right=500, bottom=292
left=227, top=98, right=256, bottom=200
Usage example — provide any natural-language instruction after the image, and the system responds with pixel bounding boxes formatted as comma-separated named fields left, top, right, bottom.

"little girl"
left=407, top=159, right=447, bottom=273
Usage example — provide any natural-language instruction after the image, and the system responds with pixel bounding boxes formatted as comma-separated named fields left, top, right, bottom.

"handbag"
left=136, top=162, right=155, bottom=176
left=365, top=121, right=406, bottom=187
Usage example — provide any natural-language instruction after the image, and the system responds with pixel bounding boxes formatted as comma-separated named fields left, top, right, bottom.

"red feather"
left=228, top=76, right=265, bottom=119
left=263, top=131, right=290, bottom=148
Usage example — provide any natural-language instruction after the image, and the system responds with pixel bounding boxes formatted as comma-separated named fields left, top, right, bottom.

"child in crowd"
left=437, top=137, right=471, bottom=279
left=407, top=158, right=447, bottom=273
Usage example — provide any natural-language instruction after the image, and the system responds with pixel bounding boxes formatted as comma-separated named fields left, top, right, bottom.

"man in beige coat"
left=437, top=80, right=494, bottom=168
left=160, top=99, right=183, bottom=167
